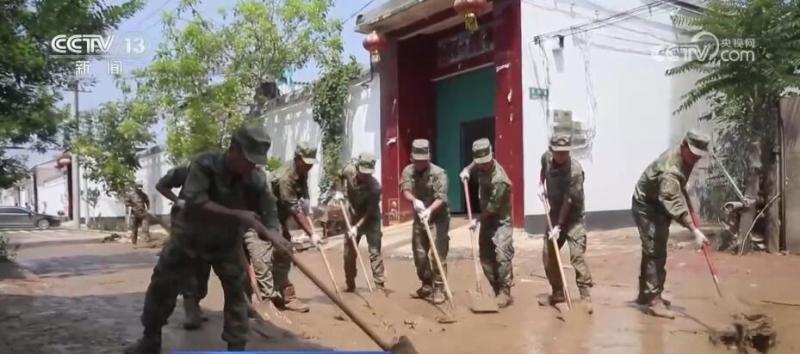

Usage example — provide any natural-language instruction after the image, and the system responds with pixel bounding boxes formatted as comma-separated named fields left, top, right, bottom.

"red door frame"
left=376, top=0, right=524, bottom=227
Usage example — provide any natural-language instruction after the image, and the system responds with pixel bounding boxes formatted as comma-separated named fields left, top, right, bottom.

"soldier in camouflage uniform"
left=632, top=129, right=710, bottom=319
left=271, top=142, right=322, bottom=313
left=242, top=170, right=282, bottom=307
left=538, top=134, right=594, bottom=314
left=156, top=165, right=212, bottom=330
left=125, top=124, right=286, bottom=354
left=459, top=138, right=515, bottom=308
left=125, top=182, right=150, bottom=245
left=333, top=152, right=385, bottom=291
left=401, top=139, right=451, bottom=305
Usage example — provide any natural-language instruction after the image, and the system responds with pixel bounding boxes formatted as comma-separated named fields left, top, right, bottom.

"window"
left=0, top=207, right=27, bottom=214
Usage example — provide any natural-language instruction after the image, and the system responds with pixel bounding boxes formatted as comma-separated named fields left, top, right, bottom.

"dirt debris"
left=711, top=313, right=777, bottom=353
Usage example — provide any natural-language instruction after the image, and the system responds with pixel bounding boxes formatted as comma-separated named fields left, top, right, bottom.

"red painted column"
left=378, top=39, right=402, bottom=226
left=493, top=0, right=525, bottom=227
left=378, top=34, right=437, bottom=225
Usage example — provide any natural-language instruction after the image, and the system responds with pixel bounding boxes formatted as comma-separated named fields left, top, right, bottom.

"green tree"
left=134, top=0, right=342, bottom=163
left=311, top=56, right=361, bottom=202
left=71, top=93, right=156, bottom=198
left=668, top=0, right=800, bottom=252
left=0, top=0, right=144, bottom=188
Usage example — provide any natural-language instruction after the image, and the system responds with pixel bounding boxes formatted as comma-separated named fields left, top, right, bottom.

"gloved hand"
left=459, top=169, right=470, bottom=181
left=419, top=208, right=431, bottom=222
left=412, top=199, right=426, bottom=213
left=299, top=198, right=311, bottom=215
left=333, top=191, right=345, bottom=202
left=548, top=225, right=561, bottom=240
left=311, top=232, right=322, bottom=245
left=693, top=228, right=709, bottom=247
left=538, top=183, right=546, bottom=199
left=175, top=199, right=186, bottom=209
left=347, top=227, right=357, bottom=239
left=468, top=219, right=478, bottom=231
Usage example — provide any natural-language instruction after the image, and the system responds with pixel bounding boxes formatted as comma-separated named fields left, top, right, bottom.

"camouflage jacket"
left=540, top=151, right=585, bottom=224
left=633, top=147, right=693, bottom=228
left=336, top=160, right=382, bottom=225
left=464, top=160, right=512, bottom=223
left=400, top=163, right=449, bottom=219
left=272, top=162, right=310, bottom=223
left=173, top=151, right=280, bottom=250
left=125, top=188, right=149, bottom=214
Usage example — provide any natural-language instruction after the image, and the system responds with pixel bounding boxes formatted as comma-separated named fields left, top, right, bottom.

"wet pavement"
left=1, top=224, right=800, bottom=353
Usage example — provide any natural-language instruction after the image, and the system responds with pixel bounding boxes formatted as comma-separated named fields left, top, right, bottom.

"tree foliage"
left=311, top=56, right=361, bottom=202
left=669, top=0, right=800, bottom=249
left=0, top=0, right=143, bottom=187
left=71, top=94, right=156, bottom=197
left=133, top=0, right=342, bottom=163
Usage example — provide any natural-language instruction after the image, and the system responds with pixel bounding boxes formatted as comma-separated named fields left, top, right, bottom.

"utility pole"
left=70, top=80, right=81, bottom=229
left=68, top=79, right=91, bottom=229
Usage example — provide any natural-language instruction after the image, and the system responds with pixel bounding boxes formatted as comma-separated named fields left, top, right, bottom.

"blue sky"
left=69, top=0, right=382, bottom=109
left=18, top=0, right=383, bottom=167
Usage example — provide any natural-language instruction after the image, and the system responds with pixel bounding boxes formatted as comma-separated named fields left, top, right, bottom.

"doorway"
left=434, top=66, right=496, bottom=213
left=461, top=118, right=495, bottom=214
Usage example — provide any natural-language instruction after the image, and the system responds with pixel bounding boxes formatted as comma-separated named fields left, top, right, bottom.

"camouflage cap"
left=357, top=152, right=376, bottom=174
left=295, top=141, right=318, bottom=165
left=411, top=139, right=430, bottom=161
left=549, top=134, right=571, bottom=152
left=472, top=138, right=493, bottom=164
left=233, top=123, right=272, bottom=166
left=684, top=129, right=710, bottom=157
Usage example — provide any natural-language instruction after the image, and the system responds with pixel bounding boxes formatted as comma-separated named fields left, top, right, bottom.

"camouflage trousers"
left=343, top=220, right=385, bottom=287
left=479, top=219, right=514, bottom=292
left=139, top=237, right=248, bottom=346
left=181, top=257, right=211, bottom=304
left=242, top=230, right=279, bottom=300
left=632, top=198, right=671, bottom=302
left=412, top=215, right=450, bottom=287
left=272, top=226, right=296, bottom=296
left=542, top=220, right=593, bottom=298
left=129, top=211, right=150, bottom=244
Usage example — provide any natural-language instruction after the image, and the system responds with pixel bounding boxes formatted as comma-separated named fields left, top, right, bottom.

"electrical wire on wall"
left=575, top=31, right=598, bottom=158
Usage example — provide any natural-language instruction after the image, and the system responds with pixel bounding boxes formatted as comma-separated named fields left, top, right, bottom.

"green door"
left=435, top=67, right=496, bottom=213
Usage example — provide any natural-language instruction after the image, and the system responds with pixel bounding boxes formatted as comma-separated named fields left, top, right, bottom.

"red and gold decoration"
left=362, top=31, right=387, bottom=63
left=55, top=152, right=71, bottom=170
left=454, top=0, right=488, bottom=33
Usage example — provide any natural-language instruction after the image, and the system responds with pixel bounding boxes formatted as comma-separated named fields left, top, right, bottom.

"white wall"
left=262, top=75, right=382, bottom=206
left=2, top=76, right=383, bottom=220
left=521, top=0, right=706, bottom=215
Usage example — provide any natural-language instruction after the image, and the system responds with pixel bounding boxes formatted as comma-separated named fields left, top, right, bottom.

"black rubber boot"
left=431, top=286, right=446, bottom=305
left=182, top=298, right=202, bottom=330
left=496, top=288, right=513, bottom=308
left=123, top=330, right=161, bottom=354
left=415, top=284, right=433, bottom=299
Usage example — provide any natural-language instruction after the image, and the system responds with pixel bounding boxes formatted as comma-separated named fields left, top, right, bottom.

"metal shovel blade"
left=469, top=290, right=499, bottom=313
left=390, top=335, right=419, bottom=354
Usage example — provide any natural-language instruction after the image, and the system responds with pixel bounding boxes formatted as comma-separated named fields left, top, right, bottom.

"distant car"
left=0, top=206, right=61, bottom=229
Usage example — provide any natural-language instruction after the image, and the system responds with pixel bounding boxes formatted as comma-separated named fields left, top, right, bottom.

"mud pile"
left=711, top=313, right=777, bottom=353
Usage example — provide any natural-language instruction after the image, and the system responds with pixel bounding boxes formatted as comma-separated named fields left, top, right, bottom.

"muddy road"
left=1, top=224, right=799, bottom=353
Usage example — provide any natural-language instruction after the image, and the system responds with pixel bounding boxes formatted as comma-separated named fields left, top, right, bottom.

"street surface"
left=1, top=222, right=800, bottom=353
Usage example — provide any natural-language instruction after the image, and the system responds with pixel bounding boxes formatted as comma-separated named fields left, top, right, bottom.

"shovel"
left=420, top=217, right=458, bottom=323
left=307, top=215, right=350, bottom=322
left=461, top=180, right=499, bottom=313
left=249, top=221, right=419, bottom=354
left=539, top=190, right=573, bottom=311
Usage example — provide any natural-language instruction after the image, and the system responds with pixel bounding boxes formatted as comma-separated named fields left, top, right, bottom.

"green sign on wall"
left=529, top=87, right=549, bottom=100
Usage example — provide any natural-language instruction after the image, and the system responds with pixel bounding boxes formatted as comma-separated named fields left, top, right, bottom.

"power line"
left=130, top=0, right=176, bottom=31
left=345, top=0, right=380, bottom=24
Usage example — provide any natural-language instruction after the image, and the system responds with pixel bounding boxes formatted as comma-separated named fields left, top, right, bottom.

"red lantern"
left=55, top=152, right=71, bottom=169
left=454, top=0, right=488, bottom=33
left=362, top=31, right=387, bottom=63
